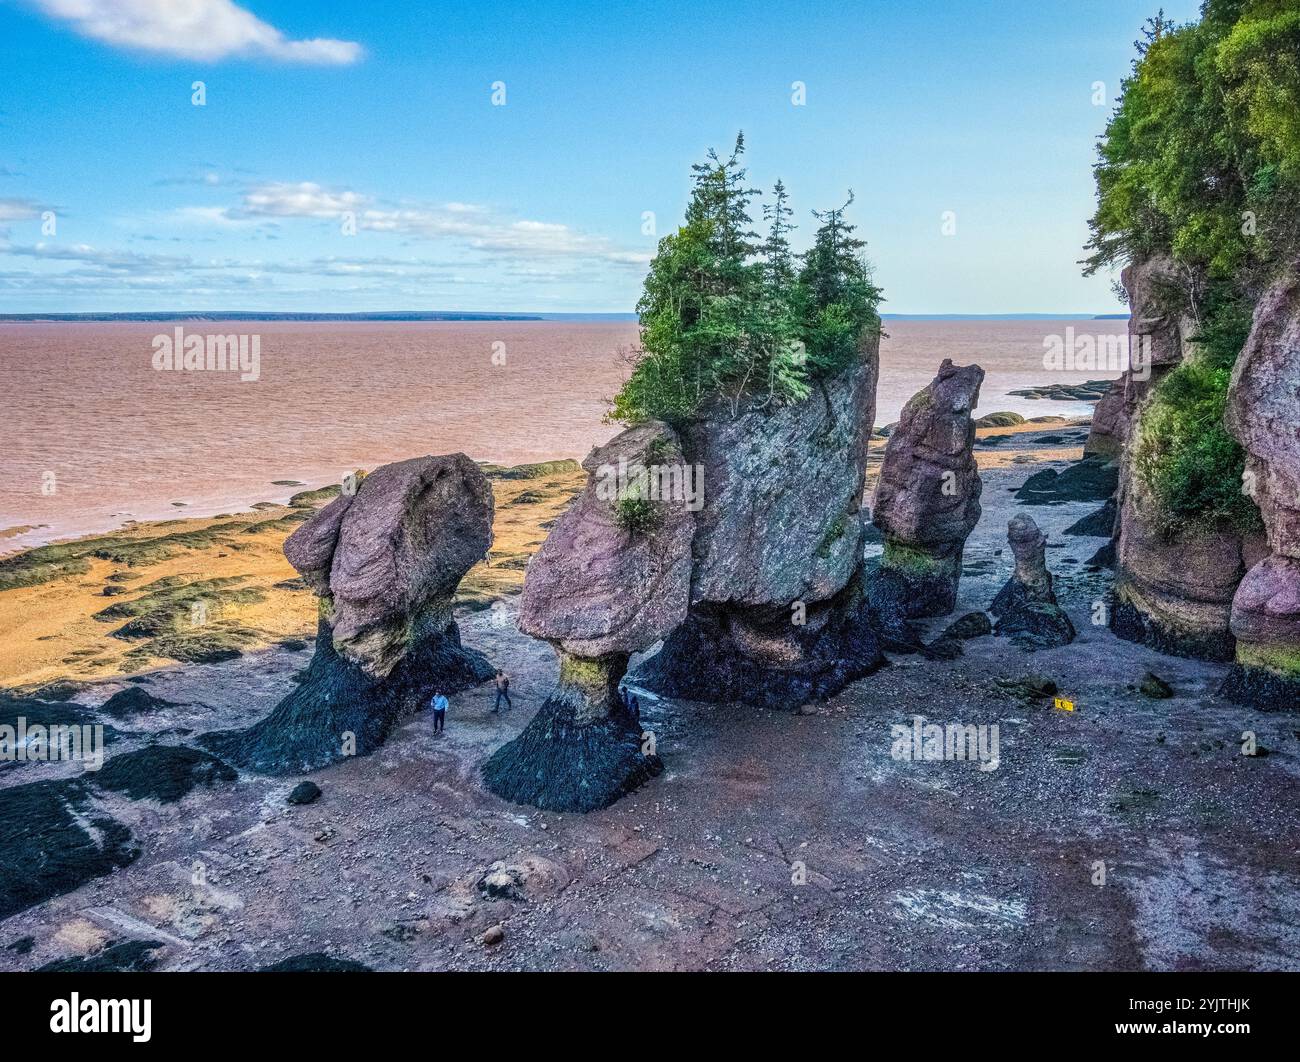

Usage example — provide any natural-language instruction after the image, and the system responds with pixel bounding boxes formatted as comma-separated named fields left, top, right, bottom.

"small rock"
left=480, top=924, right=505, bottom=946
left=288, top=781, right=322, bottom=805
left=1138, top=671, right=1174, bottom=699
left=478, top=863, right=524, bottom=901
left=942, top=611, right=993, bottom=641
left=997, top=675, right=1058, bottom=699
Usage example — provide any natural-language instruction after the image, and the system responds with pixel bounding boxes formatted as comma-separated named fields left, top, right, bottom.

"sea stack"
left=202, top=454, right=495, bottom=773
left=633, top=332, right=885, bottom=709
left=1221, top=267, right=1300, bottom=708
left=990, top=514, right=1076, bottom=650
left=482, top=423, right=689, bottom=811
left=869, top=359, right=984, bottom=619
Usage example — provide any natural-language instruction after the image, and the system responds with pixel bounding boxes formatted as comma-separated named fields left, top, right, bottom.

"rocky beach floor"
left=2, top=419, right=1298, bottom=971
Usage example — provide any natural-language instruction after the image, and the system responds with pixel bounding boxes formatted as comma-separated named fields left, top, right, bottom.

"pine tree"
left=1134, top=8, right=1172, bottom=58
left=762, top=179, right=797, bottom=289
left=795, top=192, right=882, bottom=373
left=611, top=139, right=882, bottom=423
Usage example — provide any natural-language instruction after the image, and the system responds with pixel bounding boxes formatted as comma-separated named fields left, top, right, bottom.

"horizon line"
left=0, top=310, right=1129, bottom=322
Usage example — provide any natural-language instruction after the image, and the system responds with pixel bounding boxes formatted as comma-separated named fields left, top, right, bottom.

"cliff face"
left=1112, top=472, right=1266, bottom=660
left=1222, top=267, right=1300, bottom=707
left=516, top=421, right=695, bottom=659
left=1108, top=256, right=1267, bottom=660
left=677, top=341, right=877, bottom=609
left=1085, top=254, right=1191, bottom=459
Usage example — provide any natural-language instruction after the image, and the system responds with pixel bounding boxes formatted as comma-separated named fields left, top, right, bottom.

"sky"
left=0, top=0, right=1204, bottom=315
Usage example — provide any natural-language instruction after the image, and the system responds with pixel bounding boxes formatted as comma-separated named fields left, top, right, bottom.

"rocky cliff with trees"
left=1084, top=1, right=1300, bottom=707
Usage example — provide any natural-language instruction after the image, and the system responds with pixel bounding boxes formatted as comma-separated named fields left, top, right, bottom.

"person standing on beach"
left=493, top=670, right=512, bottom=712
left=430, top=691, right=449, bottom=734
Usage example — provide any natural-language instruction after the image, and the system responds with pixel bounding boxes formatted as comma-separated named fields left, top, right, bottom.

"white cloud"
left=237, top=181, right=369, bottom=218
left=226, top=182, right=654, bottom=266
left=32, top=0, right=363, bottom=64
left=8, top=241, right=191, bottom=271
left=0, top=180, right=651, bottom=306
left=0, top=198, right=43, bottom=222
left=164, top=205, right=258, bottom=227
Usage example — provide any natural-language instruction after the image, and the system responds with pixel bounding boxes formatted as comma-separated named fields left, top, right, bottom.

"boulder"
left=975, top=411, right=1025, bottom=429
left=990, top=514, right=1076, bottom=650
left=1138, top=671, right=1174, bottom=699
left=869, top=359, right=984, bottom=617
left=1015, top=457, right=1118, bottom=506
left=1063, top=498, right=1117, bottom=537
left=635, top=333, right=885, bottom=707
left=287, top=781, right=322, bottom=805
left=483, top=425, right=682, bottom=811
left=923, top=610, right=993, bottom=659
left=1221, top=556, right=1300, bottom=709
left=203, top=454, right=495, bottom=774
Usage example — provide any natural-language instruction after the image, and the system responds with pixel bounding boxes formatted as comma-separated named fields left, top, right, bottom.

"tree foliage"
left=612, top=135, right=882, bottom=424
left=1085, top=0, right=1300, bottom=286
left=1084, top=1, right=1297, bottom=536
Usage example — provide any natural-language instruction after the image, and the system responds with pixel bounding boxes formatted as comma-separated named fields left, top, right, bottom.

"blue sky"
left=0, top=0, right=1202, bottom=314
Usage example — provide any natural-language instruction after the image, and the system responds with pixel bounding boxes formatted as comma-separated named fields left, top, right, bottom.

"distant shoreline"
left=0, top=311, right=1127, bottom=323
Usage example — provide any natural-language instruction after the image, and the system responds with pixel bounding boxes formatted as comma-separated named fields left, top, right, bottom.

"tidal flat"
left=1, top=423, right=1296, bottom=971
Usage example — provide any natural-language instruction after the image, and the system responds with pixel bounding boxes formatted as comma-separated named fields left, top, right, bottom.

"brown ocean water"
left=0, top=318, right=1127, bottom=552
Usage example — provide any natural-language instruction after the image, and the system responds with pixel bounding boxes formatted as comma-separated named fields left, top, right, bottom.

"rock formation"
left=633, top=334, right=885, bottom=708
left=1083, top=383, right=1126, bottom=459
left=1222, top=268, right=1300, bottom=707
left=868, top=359, right=984, bottom=618
left=990, top=514, right=1076, bottom=650
left=1084, top=254, right=1191, bottom=458
left=203, top=454, right=495, bottom=773
left=1110, top=472, right=1263, bottom=660
left=482, top=423, right=686, bottom=811
left=1108, top=254, right=1267, bottom=660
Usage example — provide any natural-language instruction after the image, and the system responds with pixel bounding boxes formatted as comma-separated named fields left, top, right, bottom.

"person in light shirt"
left=430, top=691, right=449, bottom=734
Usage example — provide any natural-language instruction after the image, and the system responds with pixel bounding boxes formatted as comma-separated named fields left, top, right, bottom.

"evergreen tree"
left=611, top=138, right=882, bottom=424
left=796, top=192, right=882, bottom=374
left=762, top=179, right=797, bottom=289
left=1134, top=7, right=1172, bottom=58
